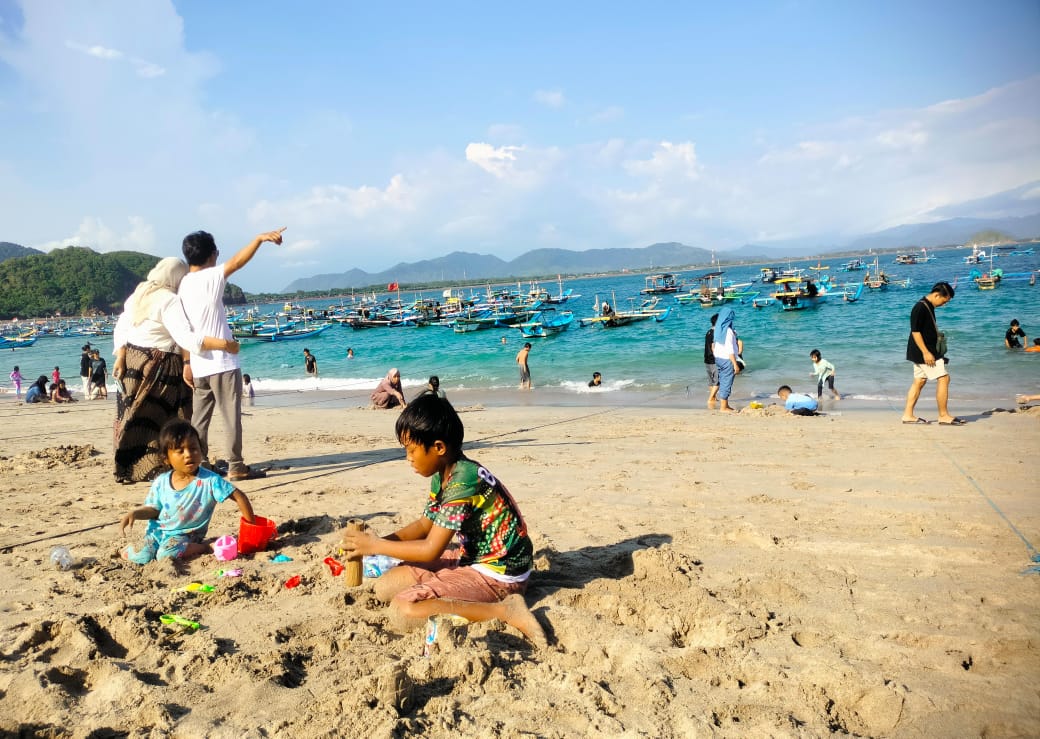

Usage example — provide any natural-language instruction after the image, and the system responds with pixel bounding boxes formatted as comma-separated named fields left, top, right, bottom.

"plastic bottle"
left=363, top=554, right=402, bottom=579
left=50, top=546, right=73, bottom=571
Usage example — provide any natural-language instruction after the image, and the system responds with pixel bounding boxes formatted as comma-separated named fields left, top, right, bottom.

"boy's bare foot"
left=501, top=594, right=548, bottom=649
left=119, top=547, right=129, bottom=560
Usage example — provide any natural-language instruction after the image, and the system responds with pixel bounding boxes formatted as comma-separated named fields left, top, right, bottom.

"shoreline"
left=1, top=381, right=1031, bottom=416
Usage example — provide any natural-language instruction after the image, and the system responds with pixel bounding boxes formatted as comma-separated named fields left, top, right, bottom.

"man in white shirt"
left=179, top=227, right=285, bottom=481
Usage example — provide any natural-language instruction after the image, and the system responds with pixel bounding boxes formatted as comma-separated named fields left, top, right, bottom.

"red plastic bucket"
left=239, top=516, right=277, bottom=554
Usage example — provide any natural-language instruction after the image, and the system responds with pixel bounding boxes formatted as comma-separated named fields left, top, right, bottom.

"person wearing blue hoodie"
left=710, top=307, right=741, bottom=413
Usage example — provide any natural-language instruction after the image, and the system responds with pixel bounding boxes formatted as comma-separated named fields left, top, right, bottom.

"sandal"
left=938, top=417, right=966, bottom=426
left=228, top=466, right=267, bottom=481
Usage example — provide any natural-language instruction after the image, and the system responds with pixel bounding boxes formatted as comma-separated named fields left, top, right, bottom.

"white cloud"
left=248, top=174, right=415, bottom=229
left=465, top=142, right=525, bottom=179
left=65, top=40, right=166, bottom=77
left=623, top=141, right=701, bottom=180
left=876, top=124, right=928, bottom=150
left=67, top=42, right=123, bottom=60
left=38, top=216, right=156, bottom=253
left=534, top=89, right=565, bottom=108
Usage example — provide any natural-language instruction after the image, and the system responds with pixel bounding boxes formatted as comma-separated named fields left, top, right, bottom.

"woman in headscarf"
left=710, top=306, right=742, bottom=413
left=371, top=367, right=406, bottom=409
left=112, top=258, right=239, bottom=483
left=24, top=375, right=49, bottom=404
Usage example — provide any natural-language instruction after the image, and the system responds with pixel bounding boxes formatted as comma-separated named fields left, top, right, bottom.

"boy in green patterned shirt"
left=342, top=394, right=546, bottom=647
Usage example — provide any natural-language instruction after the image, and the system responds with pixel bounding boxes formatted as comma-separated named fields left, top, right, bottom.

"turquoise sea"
left=4, top=247, right=1039, bottom=410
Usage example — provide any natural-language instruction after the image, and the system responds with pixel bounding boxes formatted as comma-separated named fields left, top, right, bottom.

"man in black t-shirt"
left=705, top=313, right=719, bottom=409
left=901, top=281, right=960, bottom=425
left=79, top=344, right=92, bottom=397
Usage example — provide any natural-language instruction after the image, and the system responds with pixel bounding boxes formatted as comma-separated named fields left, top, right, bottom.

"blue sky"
left=1, top=1, right=1038, bottom=292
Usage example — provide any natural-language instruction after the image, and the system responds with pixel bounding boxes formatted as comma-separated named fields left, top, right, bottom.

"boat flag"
left=387, top=282, right=399, bottom=292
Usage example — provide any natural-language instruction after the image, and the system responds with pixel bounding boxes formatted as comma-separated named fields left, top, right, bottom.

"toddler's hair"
left=777, top=385, right=793, bottom=395
left=395, top=393, right=463, bottom=452
left=243, top=373, right=251, bottom=383
left=809, top=349, right=821, bottom=360
left=158, top=419, right=201, bottom=455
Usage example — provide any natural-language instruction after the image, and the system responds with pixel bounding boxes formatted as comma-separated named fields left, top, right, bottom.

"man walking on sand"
left=179, top=227, right=285, bottom=481
left=516, top=342, right=532, bottom=390
left=902, top=281, right=963, bottom=426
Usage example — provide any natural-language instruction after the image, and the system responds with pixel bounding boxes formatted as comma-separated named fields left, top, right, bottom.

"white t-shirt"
left=178, top=265, right=238, bottom=379
left=712, top=327, right=739, bottom=362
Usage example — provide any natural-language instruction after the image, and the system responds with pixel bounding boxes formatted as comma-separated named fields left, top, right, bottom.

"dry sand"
left=0, top=395, right=1038, bottom=737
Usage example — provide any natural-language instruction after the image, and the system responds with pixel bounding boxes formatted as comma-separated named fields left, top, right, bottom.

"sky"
left=1, top=1, right=1038, bottom=292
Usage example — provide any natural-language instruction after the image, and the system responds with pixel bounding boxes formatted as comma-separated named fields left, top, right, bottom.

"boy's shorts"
left=394, top=548, right=528, bottom=604
left=912, top=358, right=948, bottom=381
left=705, top=364, right=719, bottom=386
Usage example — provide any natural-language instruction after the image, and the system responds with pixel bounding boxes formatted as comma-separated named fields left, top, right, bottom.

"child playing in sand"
left=341, top=394, right=546, bottom=647
left=809, top=349, right=840, bottom=399
left=778, top=385, right=819, bottom=416
left=120, top=419, right=255, bottom=563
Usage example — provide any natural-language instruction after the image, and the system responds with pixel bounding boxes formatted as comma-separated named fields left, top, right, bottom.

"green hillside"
left=0, top=247, right=246, bottom=319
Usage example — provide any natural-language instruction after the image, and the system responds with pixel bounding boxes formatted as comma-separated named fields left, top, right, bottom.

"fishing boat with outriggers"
left=676, top=272, right=725, bottom=307
left=581, top=295, right=671, bottom=327
left=752, top=275, right=863, bottom=311
left=863, top=257, right=911, bottom=290
left=0, top=333, right=38, bottom=350
left=640, top=273, right=684, bottom=295
left=233, top=316, right=333, bottom=341
left=515, top=308, right=575, bottom=338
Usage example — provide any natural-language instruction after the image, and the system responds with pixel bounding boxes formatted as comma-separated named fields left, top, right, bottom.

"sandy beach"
left=0, top=393, right=1037, bottom=737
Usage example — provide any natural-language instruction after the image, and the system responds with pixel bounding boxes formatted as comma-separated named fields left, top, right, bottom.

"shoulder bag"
left=920, top=299, right=947, bottom=357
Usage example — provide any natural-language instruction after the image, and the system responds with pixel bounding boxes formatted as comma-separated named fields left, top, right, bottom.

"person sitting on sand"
left=777, top=385, right=819, bottom=416
left=24, top=375, right=48, bottom=404
left=421, top=375, right=447, bottom=400
left=120, top=419, right=255, bottom=564
left=52, top=379, right=75, bottom=403
left=371, top=368, right=406, bottom=409
left=341, top=394, right=546, bottom=647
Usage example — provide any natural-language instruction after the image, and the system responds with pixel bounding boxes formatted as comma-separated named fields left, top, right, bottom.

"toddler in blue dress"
left=121, top=419, right=256, bottom=563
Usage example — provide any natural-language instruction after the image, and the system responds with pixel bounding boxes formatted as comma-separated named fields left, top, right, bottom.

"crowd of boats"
left=3, top=245, right=1037, bottom=349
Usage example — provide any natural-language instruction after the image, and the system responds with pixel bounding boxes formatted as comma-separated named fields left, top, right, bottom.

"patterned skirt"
left=113, top=344, right=192, bottom=483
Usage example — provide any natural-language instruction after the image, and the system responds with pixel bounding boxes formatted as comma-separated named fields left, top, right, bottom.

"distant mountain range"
left=281, top=211, right=1040, bottom=293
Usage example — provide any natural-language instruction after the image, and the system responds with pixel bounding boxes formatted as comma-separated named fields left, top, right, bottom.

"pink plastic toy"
left=213, top=535, right=238, bottom=562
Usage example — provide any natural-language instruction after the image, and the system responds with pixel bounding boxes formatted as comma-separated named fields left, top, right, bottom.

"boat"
left=895, top=248, right=935, bottom=265
left=963, top=245, right=989, bottom=265
left=0, top=335, right=37, bottom=350
left=768, top=277, right=831, bottom=311
left=675, top=272, right=725, bottom=307
left=641, top=273, right=684, bottom=295
left=581, top=296, right=671, bottom=327
left=253, top=321, right=333, bottom=342
left=839, top=258, right=866, bottom=272
left=516, top=309, right=575, bottom=338
left=973, top=254, right=1003, bottom=290
left=863, top=257, right=911, bottom=289
left=543, top=275, right=581, bottom=304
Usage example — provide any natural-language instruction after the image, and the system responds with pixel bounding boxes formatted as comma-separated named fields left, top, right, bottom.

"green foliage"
left=0, top=242, right=43, bottom=263
left=967, top=230, right=1014, bottom=245
left=0, top=247, right=248, bottom=318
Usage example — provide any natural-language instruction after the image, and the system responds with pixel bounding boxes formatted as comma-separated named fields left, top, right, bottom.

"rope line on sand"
left=875, top=376, right=1039, bottom=573
left=0, top=391, right=678, bottom=551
